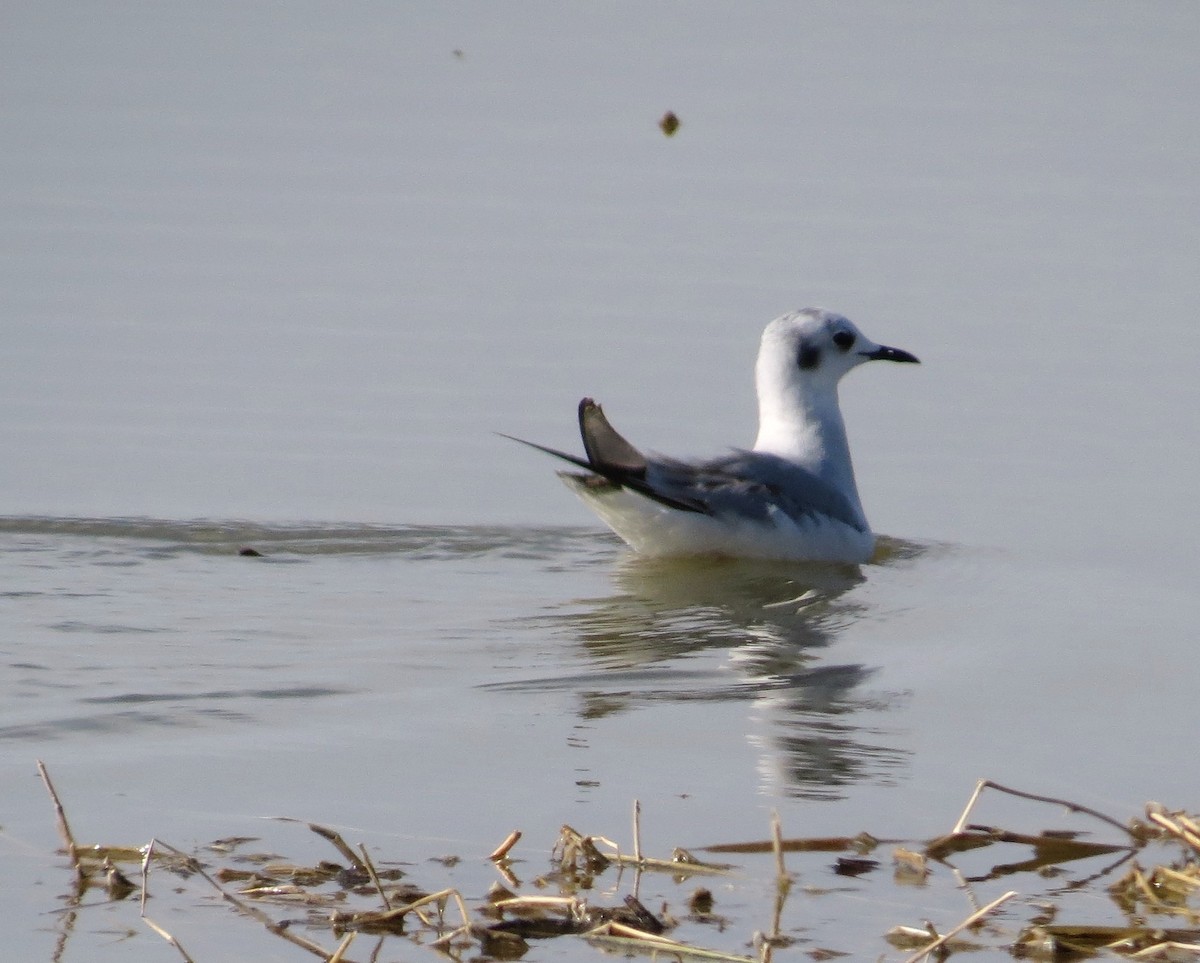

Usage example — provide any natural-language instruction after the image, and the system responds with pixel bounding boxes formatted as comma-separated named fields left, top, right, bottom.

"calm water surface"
left=3, top=3, right=1199, bottom=961
left=2, top=516, right=1195, bottom=960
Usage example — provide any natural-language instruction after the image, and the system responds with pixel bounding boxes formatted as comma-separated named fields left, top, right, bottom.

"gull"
left=505, top=308, right=919, bottom=563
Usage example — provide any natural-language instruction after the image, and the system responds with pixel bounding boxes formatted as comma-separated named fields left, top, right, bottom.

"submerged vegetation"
left=38, top=763, right=1200, bottom=962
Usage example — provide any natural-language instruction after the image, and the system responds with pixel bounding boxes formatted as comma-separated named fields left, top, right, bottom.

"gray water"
left=3, top=4, right=1199, bottom=961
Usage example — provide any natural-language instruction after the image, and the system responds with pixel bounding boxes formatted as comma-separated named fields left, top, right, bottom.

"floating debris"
left=103, top=858, right=136, bottom=900
left=32, top=760, right=1200, bottom=962
left=659, top=110, right=681, bottom=136
left=489, top=829, right=522, bottom=861
left=689, top=887, right=714, bottom=915
left=704, top=832, right=881, bottom=855
left=892, top=847, right=930, bottom=884
left=834, top=856, right=878, bottom=877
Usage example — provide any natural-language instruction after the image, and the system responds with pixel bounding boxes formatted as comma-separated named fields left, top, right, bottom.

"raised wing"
left=501, top=399, right=708, bottom=514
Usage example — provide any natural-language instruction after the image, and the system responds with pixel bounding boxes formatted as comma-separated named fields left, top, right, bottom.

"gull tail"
left=502, top=398, right=709, bottom=514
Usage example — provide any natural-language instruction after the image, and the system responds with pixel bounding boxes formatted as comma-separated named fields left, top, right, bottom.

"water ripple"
left=0, top=514, right=612, bottom=561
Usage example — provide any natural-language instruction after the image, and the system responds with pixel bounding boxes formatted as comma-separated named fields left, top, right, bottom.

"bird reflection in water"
left=502, top=536, right=922, bottom=799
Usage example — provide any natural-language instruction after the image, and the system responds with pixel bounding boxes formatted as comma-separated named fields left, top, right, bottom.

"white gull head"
left=752, top=308, right=919, bottom=532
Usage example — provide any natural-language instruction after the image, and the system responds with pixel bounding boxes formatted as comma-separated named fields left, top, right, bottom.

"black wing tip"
left=497, top=432, right=595, bottom=474
left=576, top=397, right=649, bottom=476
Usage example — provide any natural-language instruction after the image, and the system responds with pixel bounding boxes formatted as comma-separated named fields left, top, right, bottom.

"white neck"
left=753, top=384, right=866, bottom=526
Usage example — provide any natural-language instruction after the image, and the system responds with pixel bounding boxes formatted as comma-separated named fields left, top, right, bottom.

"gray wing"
left=647, top=450, right=867, bottom=532
left=505, top=398, right=864, bottom=531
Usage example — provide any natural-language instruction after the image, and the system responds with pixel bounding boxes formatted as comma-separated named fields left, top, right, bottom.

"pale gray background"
left=3, top=4, right=1198, bottom=961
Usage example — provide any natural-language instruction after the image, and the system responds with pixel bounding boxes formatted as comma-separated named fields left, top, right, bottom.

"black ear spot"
left=832, top=330, right=855, bottom=351
left=798, top=342, right=820, bottom=370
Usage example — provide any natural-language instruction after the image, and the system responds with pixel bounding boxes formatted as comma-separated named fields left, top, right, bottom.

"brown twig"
left=952, top=779, right=1134, bottom=840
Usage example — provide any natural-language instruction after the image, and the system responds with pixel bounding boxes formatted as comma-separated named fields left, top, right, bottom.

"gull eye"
left=832, top=330, right=855, bottom=351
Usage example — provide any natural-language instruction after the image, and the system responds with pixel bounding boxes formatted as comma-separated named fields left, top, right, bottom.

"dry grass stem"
left=626, top=854, right=734, bottom=876
left=951, top=779, right=988, bottom=835
left=1147, top=805, right=1200, bottom=855
left=36, top=779, right=1200, bottom=962
left=326, top=931, right=356, bottom=963
left=758, top=811, right=793, bottom=963
left=369, top=887, right=471, bottom=933
left=770, top=810, right=787, bottom=882
left=36, top=760, right=80, bottom=870
left=139, top=840, right=153, bottom=916
left=555, top=824, right=734, bottom=879
left=953, top=779, right=1134, bottom=839
left=151, top=838, right=333, bottom=959
left=1128, top=941, right=1200, bottom=959
left=492, top=895, right=580, bottom=911
left=487, top=830, right=522, bottom=862
left=587, top=920, right=757, bottom=962
left=633, top=799, right=643, bottom=864
left=307, top=823, right=369, bottom=875
left=902, top=889, right=1018, bottom=963
left=1017, top=924, right=1200, bottom=956
left=358, top=842, right=391, bottom=910
left=138, top=840, right=196, bottom=963
left=141, top=915, right=197, bottom=963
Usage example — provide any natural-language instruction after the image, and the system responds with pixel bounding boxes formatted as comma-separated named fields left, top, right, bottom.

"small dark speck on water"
left=238, top=546, right=264, bottom=557
left=659, top=110, right=680, bottom=136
